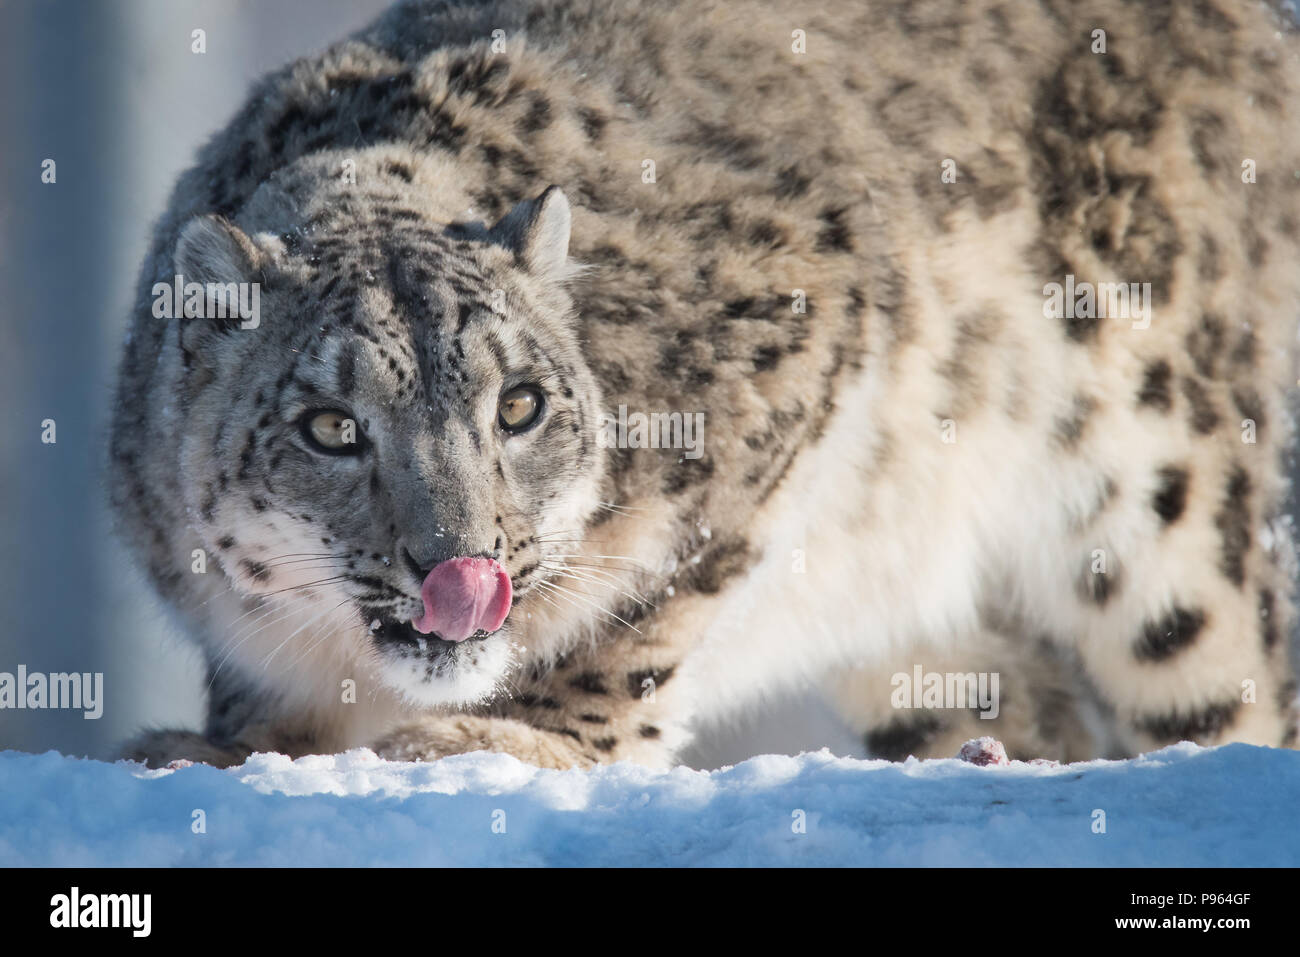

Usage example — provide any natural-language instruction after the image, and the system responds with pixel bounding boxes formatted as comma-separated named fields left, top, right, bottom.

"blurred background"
left=0, top=0, right=861, bottom=764
left=0, top=0, right=394, bottom=760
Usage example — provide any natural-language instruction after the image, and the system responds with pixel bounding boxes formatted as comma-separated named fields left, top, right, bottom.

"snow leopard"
left=111, top=0, right=1300, bottom=768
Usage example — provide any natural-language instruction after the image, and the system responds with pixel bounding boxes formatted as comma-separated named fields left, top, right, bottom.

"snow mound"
left=0, top=743, right=1295, bottom=866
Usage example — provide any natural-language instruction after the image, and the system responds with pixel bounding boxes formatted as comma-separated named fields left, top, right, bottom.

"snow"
left=0, top=742, right=1296, bottom=866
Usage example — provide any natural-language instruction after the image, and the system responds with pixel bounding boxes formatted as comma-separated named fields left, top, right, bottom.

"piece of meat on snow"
left=957, top=737, right=1009, bottom=766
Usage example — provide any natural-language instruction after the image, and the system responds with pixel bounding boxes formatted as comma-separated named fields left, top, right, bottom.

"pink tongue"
left=411, top=557, right=512, bottom=642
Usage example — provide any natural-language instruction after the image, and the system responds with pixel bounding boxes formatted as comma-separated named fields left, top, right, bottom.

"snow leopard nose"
left=401, top=537, right=502, bottom=581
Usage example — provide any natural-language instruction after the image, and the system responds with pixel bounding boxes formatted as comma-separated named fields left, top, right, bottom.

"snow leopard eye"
left=498, top=386, right=544, bottom=433
left=301, top=409, right=365, bottom=455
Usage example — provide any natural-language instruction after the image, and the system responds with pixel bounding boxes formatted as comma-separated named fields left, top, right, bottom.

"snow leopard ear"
left=174, top=214, right=262, bottom=294
left=489, top=186, right=572, bottom=280
left=171, top=215, right=265, bottom=356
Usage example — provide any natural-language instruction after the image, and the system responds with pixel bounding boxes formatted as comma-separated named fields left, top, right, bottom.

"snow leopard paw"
left=371, top=715, right=594, bottom=769
left=120, top=729, right=252, bottom=769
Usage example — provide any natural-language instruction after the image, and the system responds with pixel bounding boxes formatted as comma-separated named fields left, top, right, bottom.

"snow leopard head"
left=169, top=152, right=605, bottom=706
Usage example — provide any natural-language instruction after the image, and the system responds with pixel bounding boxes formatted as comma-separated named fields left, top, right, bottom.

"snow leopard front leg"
left=122, top=664, right=318, bottom=768
left=122, top=729, right=254, bottom=769
left=372, top=643, right=690, bottom=769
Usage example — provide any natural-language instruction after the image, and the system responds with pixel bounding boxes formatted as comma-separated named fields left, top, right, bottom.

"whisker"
left=539, top=563, right=651, bottom=608
left=532, top=581, right=587, bottom=619
left=536, top=580, right=642, bottom=633
left=258, top=555, right=345, bottom=570
left=544, top=553, right=653, bottom=571
left=541, top=558, right=639, bottom=579
left=219, top=591, right=294, bottom=636
left=281, top=598, right=357, bottom=671
left=207, top=593, right=321, bottom=688
left=258, top=575, right=354, bottom=598
left=256, top=551, right=336, bottom=563
left=260, top=597, right=351, bottom=670
left=529, top=588, right=567, bottom=615
left=596, top=501, right=658, bottom=515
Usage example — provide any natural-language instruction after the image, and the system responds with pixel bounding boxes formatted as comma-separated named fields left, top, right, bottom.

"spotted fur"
left=112, top=0, right=1300, bottom=769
